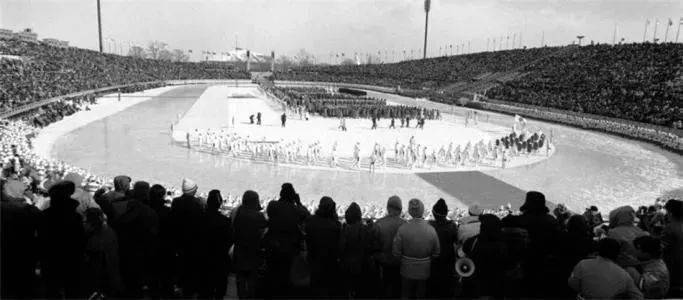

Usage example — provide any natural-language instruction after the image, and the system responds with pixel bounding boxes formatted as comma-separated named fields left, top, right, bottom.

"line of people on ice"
left=186, top=126, right=551, bottom=171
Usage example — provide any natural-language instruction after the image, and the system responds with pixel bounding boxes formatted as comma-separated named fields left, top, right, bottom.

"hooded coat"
left=607, top=206, right=649, bottom=267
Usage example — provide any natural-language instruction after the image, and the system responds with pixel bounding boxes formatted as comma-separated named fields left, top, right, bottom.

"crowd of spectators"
left=268, top=86, right=440, bottom=120
left=0, top=38, right=249, bottom=113
left=1, top=96, right=682, bottom=299
left=485, top=43, right=682, bottom=129
left=276, top=47, right=560, bottom=90
left=2, top=164, right=682, bottom=299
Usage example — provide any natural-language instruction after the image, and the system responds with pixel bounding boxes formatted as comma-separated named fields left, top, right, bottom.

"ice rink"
left=172, top=85, right=553, bottom=173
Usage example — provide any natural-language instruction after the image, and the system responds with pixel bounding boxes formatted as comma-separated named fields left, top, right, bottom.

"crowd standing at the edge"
left=1, top=100, right=682, bottom=299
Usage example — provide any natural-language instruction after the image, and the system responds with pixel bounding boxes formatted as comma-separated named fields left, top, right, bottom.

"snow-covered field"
left=172, top=85, right=554, bottom=173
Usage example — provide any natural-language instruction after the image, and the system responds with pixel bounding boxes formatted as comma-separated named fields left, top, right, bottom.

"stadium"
left=1, top=1, right=682, bottom=299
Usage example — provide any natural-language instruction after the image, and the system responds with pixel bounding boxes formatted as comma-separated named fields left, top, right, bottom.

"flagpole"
left=653, top=19, right=659, bottom=43
left=677, top=17, right=682, bottom=43
left=612, top=22, right=617, bottom=45
left=643, top=19, right=649, bottom=42
left=664, top=19, right=671, bottom=42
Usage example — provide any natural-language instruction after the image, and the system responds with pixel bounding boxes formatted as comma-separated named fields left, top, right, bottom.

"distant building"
left=0, top=28, right=13, bottom=40
left=43, top=38, right=69, bottom=48
left=15, top=28, right=38, bottom=43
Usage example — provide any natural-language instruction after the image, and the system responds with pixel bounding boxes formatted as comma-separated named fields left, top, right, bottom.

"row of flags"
left=644, top=17, right=683, bottom=43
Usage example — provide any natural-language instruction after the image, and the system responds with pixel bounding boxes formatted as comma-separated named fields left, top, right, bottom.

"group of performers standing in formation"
left=182, top=125, right=552, bottom=172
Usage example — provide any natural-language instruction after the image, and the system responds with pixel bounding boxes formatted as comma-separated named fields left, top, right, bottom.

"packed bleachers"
left=1, top=94, right=682, bottom=299
left=276, top=43, right=682, bottom=132
left=276, top=46, right=561, bottom=89
left=0, top=38, right=249, bottom=113
left=485, top=43, right=683, bottom=128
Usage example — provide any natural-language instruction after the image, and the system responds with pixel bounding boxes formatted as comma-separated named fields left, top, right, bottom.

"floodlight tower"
left=423, top=0, right=431, bottom=59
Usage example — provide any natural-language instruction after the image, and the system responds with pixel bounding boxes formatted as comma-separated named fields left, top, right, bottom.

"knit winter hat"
left=181, top=178, right=198, bottom=195
left=408, top=198, right=424, bottom=219
left=432, top=198, right=448, bottom=217
left=387, top=195, right=402, bottom=212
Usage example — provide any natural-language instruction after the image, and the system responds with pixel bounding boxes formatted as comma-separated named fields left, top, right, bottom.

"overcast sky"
left=1, top=0, right=681, bottom=61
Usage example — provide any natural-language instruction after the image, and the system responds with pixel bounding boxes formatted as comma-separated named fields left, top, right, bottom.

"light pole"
left=97, top=0, right=103, bottom=53
left=423, top=0, right=431, bottom=59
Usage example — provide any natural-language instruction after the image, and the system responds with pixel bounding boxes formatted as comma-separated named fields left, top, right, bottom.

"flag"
left=646, top=19, right=650, bottom=25
left=669, top=18, right=674, bottom=26
left=188, top=49, right=192, bottom=53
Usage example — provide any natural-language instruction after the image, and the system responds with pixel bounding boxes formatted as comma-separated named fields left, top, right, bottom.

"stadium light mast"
left=423, top=0, right=431, bottom=59
left=97, top=0, right=103, bottom=53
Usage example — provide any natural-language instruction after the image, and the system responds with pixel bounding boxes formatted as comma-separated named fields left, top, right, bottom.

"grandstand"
left=1, top=3, right=682, bottom=300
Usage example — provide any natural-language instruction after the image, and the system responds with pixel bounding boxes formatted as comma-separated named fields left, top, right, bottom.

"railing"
left=0, top=81, right=163, bottom=119
left=482, top=98, right=683, bottom=138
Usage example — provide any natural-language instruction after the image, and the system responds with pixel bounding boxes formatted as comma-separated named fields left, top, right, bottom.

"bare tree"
left=128, top=46, right=146, bottom=58
left=294, top=49, right=315, bottom=66
left=146, top=41, right=167, bottom=60
left=172, top=49, right=189, bottom=62
left=158, top=49, right=174, bottom=61
left=275, top=55, right=294, bottom=72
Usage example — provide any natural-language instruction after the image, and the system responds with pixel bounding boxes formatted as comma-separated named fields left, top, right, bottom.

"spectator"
left=96, top=175, right=131, bottom=222
left=661, top=199, right=683, bottom=297
left=556, top=214, right=596, bottom=296
left=607, top=205, right=649, bottom=267
left=568, top=238, right=643, bottom=299
left=427, top=198, right=458, bottom=298
left=626, top=236, right=670, bottom=298
left=517, top=191, right=561, bottom=297
left=339, top=202, right=377, bottom=298
left=148, top=184, right=175, bottom=298
left=264, top=183, right=309, bottom=298
left=304, top=196, right=342, bottom=297
left=392, top=198, right=440, bottom=299
left=583, top=205, right=604, bottom=230
left=499, top=214, right=529, bottom=297
left=113, top=181, right=158, bottom=297
left=1, top=178, right=41, bottom=299
left=170, top=178, right=205, bottom=297
left=38, top=180, right=85, bottom=298
left=199, top=190, right=234, bottom=299
left=64, top=172, right=100, bottom=217
left=373, top=195, right=406, bottom=298
left=81, top=207, right=123, bottom=298
left=462, top=214, right=507, bottom=298
left=457, top=204, right=482, bottom=246
left=233, top=190, right=267, bottom=299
